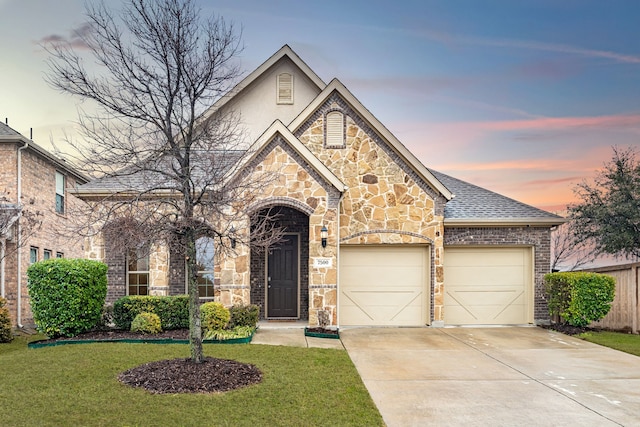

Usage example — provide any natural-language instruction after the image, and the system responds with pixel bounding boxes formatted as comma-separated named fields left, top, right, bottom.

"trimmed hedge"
left=113, top=295, right=189, bottom=330
left=130, top=312, right=162, bottom=334
left=201, top=302, right=230, bottom=332
left=544, top=272, right=616, bottom=327
left=228, top=304, right=260, bottom=328
left=0, top=297, right=12, bottom=343
left=27, top=259, right=108, bottom=338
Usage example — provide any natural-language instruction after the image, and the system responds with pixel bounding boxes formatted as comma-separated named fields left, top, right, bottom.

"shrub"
left=112, top=295, right=189, bottom=330
left=27, top=259, right=107, bottom=338
left=544, top=272, right=616, bottom=327
left=130, top=312, right=162, bottom=334
left=228, top=304, right=260, bottom=328
left=201, top=302, right=230, bottom=333
left=0, top=297, right=13, bottom=343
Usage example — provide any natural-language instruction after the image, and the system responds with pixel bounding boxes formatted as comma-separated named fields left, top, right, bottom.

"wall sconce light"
left=230, top=225, right=236, bottom=249
left=320, top=225, right=328, bottom=248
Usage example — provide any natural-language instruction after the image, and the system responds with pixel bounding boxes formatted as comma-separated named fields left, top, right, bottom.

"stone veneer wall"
left=295, top=93, right=447, bottom=323
left=443, top=226, right=552, bottom=323
left=237, top=136, right=341, bottom=326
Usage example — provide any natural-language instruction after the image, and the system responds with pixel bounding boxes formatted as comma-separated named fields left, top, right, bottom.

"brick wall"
left=444, top=226, right=552, bottom=323
left=1, top=144, right=86, bottom=326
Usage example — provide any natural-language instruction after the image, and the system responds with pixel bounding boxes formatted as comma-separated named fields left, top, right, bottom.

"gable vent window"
left=325, top=111, right=345, bottom=147
left=277, top=72, right=293, bottom=104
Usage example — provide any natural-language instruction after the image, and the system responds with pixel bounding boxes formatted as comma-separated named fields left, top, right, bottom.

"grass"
left=578, top=330, right=640, bottom=357
left=0, top=334, right=383, bottom=427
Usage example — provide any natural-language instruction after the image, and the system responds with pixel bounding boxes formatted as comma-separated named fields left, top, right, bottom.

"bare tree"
left=45, top=0, right=280, bottom=363
left=550, top=221, right=595, bottom=271
left=0, top=193, right=43, bottom=271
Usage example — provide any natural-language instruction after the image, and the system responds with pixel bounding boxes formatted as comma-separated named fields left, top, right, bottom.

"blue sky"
left=1, top=0, right=639, bottom=211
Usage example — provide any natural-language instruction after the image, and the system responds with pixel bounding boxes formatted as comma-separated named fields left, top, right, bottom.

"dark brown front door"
left=267, top=234, right=299, bottom=318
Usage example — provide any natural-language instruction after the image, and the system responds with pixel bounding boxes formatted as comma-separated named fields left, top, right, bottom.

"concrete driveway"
left=340, top=327, right=640, bottom=427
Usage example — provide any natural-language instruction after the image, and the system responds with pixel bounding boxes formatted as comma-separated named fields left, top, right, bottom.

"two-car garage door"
left=339, top=246, right=429, bottom=326
left=444, top=247, right=533, bottom=325
left=338, top=245, right=533, bottom=326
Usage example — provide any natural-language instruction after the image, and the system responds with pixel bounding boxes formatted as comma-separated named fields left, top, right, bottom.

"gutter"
left=16, top=139, right=29, bottom=328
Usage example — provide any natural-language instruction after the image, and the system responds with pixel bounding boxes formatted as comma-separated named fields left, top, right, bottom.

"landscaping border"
left=28, top=333, right=254, bottom=349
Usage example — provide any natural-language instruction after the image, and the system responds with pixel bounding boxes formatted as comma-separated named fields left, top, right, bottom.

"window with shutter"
left=277, top=73, right=293, bottom=104
left=325, top=111, right=344, bottom=147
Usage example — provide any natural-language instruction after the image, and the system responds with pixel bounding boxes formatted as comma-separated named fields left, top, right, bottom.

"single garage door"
left=444, top=247, right=533, bottom=325
left=339, top=245, right=429, bottom=326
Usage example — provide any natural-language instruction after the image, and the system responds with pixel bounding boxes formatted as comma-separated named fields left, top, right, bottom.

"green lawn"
left=578, top=330, right=640, bottom=357
left=0, top=335, right=383, bottom=427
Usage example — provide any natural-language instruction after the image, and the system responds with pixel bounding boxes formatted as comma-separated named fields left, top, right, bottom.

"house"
left=0, top=121, right=88, bottom=328
left=76, top=45, right=564, bottom=327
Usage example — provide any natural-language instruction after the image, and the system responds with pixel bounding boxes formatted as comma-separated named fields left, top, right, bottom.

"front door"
left=267, top=234, right=299, bottom=318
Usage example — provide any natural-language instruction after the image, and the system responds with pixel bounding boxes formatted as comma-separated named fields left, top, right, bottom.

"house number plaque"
left=313, top=258, right=333, bottom=268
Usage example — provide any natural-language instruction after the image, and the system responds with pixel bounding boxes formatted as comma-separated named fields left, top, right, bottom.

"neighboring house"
left=76, top=45, right=564, bottom=327
left=0, top=122, right=87, bottom=327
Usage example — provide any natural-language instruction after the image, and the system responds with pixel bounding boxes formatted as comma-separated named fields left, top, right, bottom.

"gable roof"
left=200, top=45, right=326, bottom=122
left=0, top=122, right=88, bottom=183
left=241, top=120, right=346, bottom=192
left=430, top=169, right=564, bottom=226
left=289, top=79, right=453, bottom=201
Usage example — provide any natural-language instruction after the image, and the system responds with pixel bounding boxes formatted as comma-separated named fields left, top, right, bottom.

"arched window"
left=325, top=111, right=344, bottom=147
left=277, top=72, right=293, bottom=104
left=195, top=236, right=215, bottom=298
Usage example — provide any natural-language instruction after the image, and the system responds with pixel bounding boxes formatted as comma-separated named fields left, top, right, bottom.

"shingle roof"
left=430, top=169, right=564, bottom=225
left=76, top=150, right=246, bottom=194
left=0, top=122, right=20, bottom=136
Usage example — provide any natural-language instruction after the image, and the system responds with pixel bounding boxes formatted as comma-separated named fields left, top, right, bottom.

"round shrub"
left=27, top=259, right=108, bottom=338
left=228, top=304, right=260, bottom=328
left=201, top=302, right=230, bottom=333
left=130, top=312, right=162, bottom=334
left=0, top=297, right=13, bottom=343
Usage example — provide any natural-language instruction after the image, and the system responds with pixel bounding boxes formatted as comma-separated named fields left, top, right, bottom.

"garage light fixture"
left=320, top=225, right=328, bottom=248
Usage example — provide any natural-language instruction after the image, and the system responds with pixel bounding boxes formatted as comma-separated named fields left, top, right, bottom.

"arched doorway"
left=250, top=206, right=310, bottom=320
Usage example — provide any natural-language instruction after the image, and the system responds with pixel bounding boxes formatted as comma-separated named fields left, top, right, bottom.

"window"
left=277, top=72, right=293, bottom=104
left=56, top=252, right=64, bottom=258
left=195, top=237, right=215, bottom=298
left=43, top=250, right=52, bottom=260
left=55, top=171, right=65, bottom=214
left=325, top=111, right=344, bottom=147
left=30, top=247, right=38, bottom=264
left=127, top=248, right=149, bottom=296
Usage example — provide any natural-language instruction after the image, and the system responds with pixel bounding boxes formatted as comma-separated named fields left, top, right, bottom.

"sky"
left=1, top=0, right=639, bottom=213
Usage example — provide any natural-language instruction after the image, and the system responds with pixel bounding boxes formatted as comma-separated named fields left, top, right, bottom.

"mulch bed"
left=118, top=357, right=263, bottom=394
left=39, top=329, right=263, bottom=394
left=540, top=323, right=594, bottom=336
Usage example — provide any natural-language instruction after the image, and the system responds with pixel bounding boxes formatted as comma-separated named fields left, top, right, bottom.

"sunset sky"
left=1, top=0, right=639, bottom=212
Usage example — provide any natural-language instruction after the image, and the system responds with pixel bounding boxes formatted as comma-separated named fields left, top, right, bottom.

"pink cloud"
left=475, top=114, right=640, bottom=132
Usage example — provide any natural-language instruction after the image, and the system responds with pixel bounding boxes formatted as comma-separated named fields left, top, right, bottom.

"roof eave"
left=444, top=217, right=567, bottom=227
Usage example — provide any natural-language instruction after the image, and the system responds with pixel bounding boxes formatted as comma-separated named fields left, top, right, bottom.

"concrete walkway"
left=341, top=327, right=640, bottom=427
left=251, top=322, right=344, bottom=350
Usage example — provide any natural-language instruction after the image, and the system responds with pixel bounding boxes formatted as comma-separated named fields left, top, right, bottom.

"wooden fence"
left=583, top=262, right=639, bottom=333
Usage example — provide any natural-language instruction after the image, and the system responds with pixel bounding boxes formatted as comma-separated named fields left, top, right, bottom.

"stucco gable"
left=198, top=45, right=327, bottom=144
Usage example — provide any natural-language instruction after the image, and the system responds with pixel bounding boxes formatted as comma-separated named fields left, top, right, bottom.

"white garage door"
left=339, top=246, right=429, bottom=326
left=444, top=247, right=533, bottom=325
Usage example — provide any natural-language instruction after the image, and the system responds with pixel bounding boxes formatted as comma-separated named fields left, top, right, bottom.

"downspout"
left=0, top=237, right=5, bottom=298
left=16, top=139, right=29, bottom=328
left=335, top=189, right=346, bottom=329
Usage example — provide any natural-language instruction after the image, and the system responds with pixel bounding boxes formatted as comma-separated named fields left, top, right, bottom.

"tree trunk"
left=185, top=227, right=203, bottom=363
